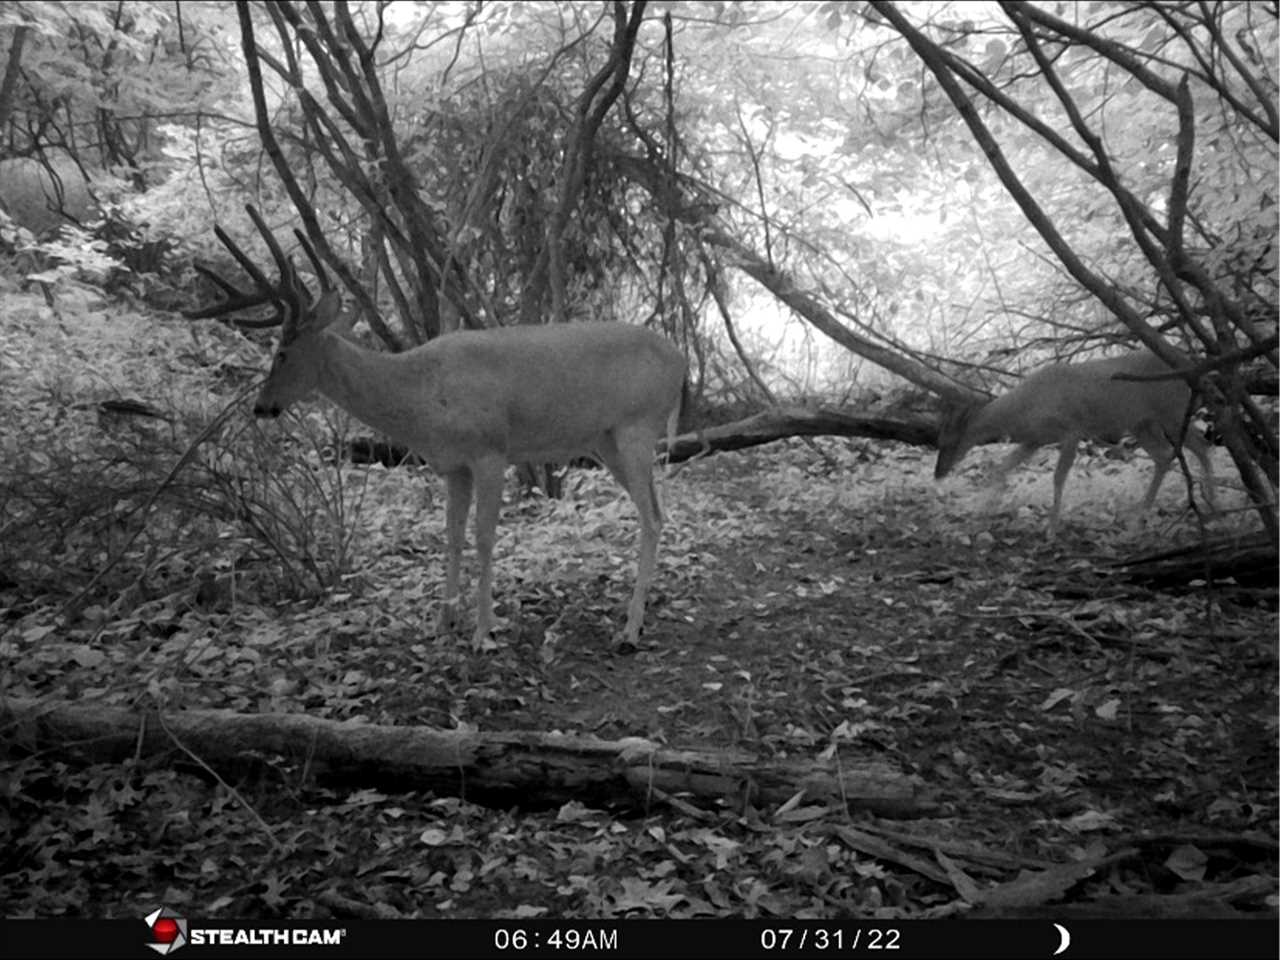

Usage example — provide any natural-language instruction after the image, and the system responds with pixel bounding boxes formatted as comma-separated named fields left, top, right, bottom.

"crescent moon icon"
left=1053, top=923, right=1071, bottom=956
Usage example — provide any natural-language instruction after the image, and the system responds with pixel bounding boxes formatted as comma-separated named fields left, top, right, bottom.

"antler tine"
left=182, top=218, right=284, bottom=323
left=184, top=205, right=315, bottom=335
left=244, top=205, right=294, bottom=283
left=245, top=204, right=313, bottom=338
left=293, top=228, right=332, bottom=292
left=214, top=222, right=275, bottom=292
left=182, top=263, right=287, bottom=327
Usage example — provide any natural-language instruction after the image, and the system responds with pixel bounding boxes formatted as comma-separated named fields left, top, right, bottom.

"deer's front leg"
left=979, top=442, right=1037, bottom=514
left=1049, top=438, right=1080, bottom=536
left=438, top=469, right=472, bottom=636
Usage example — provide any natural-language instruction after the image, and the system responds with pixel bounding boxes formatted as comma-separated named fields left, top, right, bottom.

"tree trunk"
left=0, top=26, right=28, bottom=139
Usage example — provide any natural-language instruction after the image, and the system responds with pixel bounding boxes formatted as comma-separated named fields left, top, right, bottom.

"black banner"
left=2, top=919, right=1276, bottom=960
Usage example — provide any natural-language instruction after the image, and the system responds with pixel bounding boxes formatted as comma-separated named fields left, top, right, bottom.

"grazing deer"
left=0, top=152, right=96, bottom=239
left=935, top=350, right=1217, bottom=531
left=187, top=207, right=686, bottom=649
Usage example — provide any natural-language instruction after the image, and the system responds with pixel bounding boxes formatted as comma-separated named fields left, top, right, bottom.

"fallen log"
left=1116, top=530, right=1277, bottom=592
left=662, top=406, right=934, bottom=462
left=1, top=697, right=930, bottom=817
left=348, top=406, right=934, bottom=467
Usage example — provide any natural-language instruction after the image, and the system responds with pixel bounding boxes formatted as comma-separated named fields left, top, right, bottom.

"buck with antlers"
left=935, top=349, right=1217, bottom=532
left=187, top=206, right=686, bottom=649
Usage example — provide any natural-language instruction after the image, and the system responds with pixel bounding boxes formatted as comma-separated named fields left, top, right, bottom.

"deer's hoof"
left=471, top=631, right=500, bottom=654
left=436, top=603, right=460, bottom=636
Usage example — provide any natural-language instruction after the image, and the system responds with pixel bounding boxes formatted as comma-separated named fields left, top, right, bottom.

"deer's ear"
left=312, top=289, right=356, bottom=337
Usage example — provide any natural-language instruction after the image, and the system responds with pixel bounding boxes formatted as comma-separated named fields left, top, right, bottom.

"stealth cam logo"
left=144, top=907, right=189, bottom=955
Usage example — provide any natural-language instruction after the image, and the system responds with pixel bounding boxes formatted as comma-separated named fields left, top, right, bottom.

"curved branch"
left=871, top=2, right=1180, bottom=366
left=538, top=1, right=646, bottom=322
left=236, top=1, right=403, bottom=350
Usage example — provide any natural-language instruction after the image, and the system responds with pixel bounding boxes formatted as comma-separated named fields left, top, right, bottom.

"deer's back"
left=400, top=323, right=685, bottom=464
left=991, top=351, right=1192, bottom=444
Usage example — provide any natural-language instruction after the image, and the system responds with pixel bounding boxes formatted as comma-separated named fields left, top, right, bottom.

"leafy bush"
left=0, top=285, right=370, bottom=613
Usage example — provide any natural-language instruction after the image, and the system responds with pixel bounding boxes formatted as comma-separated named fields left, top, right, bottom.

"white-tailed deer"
left=0, top=152, right=96, bottom=239
left=187, top=207, right=686, bottom=649
left=935, top=350, right=1217, bottom=531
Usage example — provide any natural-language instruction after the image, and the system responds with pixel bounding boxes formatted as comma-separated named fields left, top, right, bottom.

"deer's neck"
left=316, top=335, right=428, bottom=441
left=970, top=396, right=1016, bottom=444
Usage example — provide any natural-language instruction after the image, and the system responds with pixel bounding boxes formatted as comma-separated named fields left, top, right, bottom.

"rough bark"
left=1, top=697, right=928, bottom=817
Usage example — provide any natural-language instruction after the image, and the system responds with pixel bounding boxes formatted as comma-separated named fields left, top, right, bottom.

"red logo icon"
left=144, top=907, right=188, bottom=954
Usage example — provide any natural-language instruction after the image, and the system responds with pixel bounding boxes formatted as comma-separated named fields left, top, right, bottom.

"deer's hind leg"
left=597, top=426, right=664, bottom=649
left=438, top=468, right=473, bottom=636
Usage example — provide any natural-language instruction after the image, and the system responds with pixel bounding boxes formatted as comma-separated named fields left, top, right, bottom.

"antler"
left=184, top=205, right=324, bottom=336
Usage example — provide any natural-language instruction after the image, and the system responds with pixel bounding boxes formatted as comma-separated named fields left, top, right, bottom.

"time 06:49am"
left=494, top=928, right=619, bottom=951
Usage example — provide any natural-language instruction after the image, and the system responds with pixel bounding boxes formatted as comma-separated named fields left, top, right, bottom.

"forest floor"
left=1, top=282, right=1276, bottom=920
